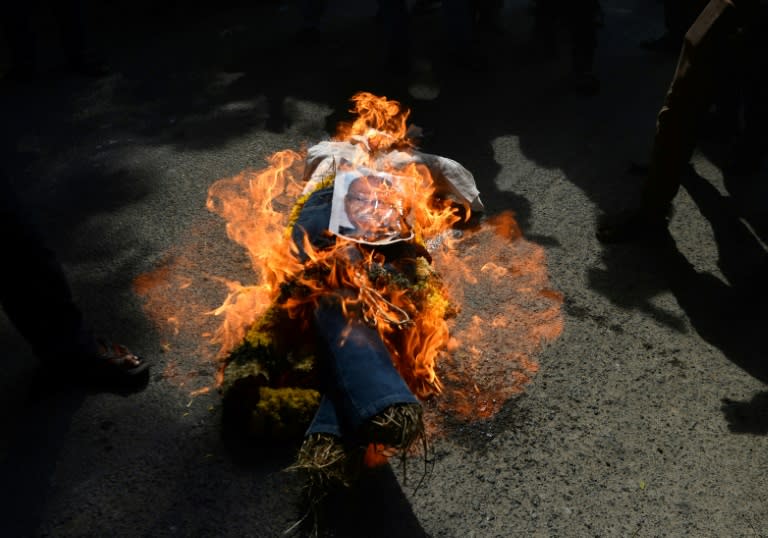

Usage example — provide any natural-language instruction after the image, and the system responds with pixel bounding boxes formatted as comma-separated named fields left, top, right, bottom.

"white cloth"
left=302, top=139, right=484, bottom=212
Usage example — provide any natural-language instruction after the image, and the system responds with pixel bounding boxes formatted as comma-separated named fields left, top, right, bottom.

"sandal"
left=82, top=338, right=149, bottom=384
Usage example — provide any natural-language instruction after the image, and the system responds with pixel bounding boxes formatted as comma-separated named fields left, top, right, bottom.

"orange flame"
left=432, top=213, right=563, bottom=421
left=205, top=150, right=306, bottom=357
left=134, top=92, right=563, bottom=429
left=334, top=91, right=413, bottom=151
left=205, top=94, right=466, bottom=398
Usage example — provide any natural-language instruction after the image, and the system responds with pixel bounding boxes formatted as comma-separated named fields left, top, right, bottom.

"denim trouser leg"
left=306, top=301, right=418, bottom=438
left=294, top=185, right=418, bottom=439
left=291, top=186, right=335, bottom=263
left=307, top=395, right=342, bottom=437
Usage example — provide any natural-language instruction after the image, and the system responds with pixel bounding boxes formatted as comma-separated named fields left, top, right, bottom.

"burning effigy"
left=201, top=92, right=563, bottom=499
left=209, top=92, right=481, bottom=483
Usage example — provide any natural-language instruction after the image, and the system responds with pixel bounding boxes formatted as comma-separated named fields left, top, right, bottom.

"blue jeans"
left=293, top=187, right=417, bottom=440
left=307, top=302, right=418, bottom=439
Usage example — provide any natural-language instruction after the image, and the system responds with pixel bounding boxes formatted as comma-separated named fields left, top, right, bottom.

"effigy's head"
left=343, top=174, right=409, bottom=242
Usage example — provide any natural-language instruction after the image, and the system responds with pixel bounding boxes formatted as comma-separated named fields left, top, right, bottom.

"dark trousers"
left=534, top=0, right=600, bottom=73
left=2, top=0, right=91, bottom=72
left=301, top=0, right=409, bottom=59
left=642, top=0, right=765, bottom=211
left=0, top=169, right=95, bottom=366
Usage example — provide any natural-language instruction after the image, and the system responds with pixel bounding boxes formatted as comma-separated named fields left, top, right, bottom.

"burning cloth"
left=217, top=93, right=483, bottom=488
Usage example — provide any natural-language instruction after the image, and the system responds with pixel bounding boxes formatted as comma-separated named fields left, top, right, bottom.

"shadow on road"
left=672, top=169, right=768, bottom=383
left=721, top=391, right=768, bottom=435
left=590, top=165, right=768, bottom=386
left=0, top=383, right=85, bottom=536
left=311, top=465, right=429, bottom=538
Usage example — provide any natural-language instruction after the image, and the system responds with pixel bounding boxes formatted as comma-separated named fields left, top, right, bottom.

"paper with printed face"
left=329, top=166, right=414, bottom=245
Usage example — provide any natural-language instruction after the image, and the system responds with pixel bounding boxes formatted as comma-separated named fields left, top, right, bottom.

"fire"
left=204, top=150, right=305, bottom=362
left=134, top=92, right=563, bottom=426
left=334, top=91, right=412, bottom=152
left=206, top=93, right=462, bottom=398
left=432, top=213, right=563, bottom=421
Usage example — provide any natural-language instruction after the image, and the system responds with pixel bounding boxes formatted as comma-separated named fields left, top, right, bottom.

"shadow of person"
left=396, top=77, right=534, bottom=230
left=0, top=379, right=86, bottom=536
left=722, top=171, right=768, bottom=252
left=652, top=169, right=768, bottom=383
left=0, top=359, right=152, bottom=537
left=697, top=114, right=768, bottom=257
left=588, top=237, right=689, bottom=334
left=220, top=426, right=429, bottom=537
left=309, top=463, right=430, bottom=538
left=721, top=391, right=768, bottom=435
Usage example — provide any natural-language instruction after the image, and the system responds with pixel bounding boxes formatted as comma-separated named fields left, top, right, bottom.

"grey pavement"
left=0, top=0, right=766, bottom=536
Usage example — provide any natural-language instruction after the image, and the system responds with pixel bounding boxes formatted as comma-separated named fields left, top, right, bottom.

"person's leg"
left=531, top=0, right=558, bottom=56
left=0, top=169, right=147, bottom=381
left=442, top=0, right=488, bottom=70
left=298, top=0, right=328, bottom=42
left=50, top=0, right=108, bottom=76
left=597, top=0, right=738, bottom=243
left=567, top=0, right=598, bottom=70
left=442, top=0, right=473, bottom=44
left=376, top=0, right=411, bottom=72
left=476, top=0, right=504, bottom=34
left=0, top=169, right=93, bottom=365
left=2, top=2, right=38, bottom=78
left=641, top=0, right=736, bottom=212
left=565, top=0, right=600, bottom=94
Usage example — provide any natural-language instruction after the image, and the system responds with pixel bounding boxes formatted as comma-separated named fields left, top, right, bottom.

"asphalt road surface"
left=1, top=0, right=766, bottom=536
